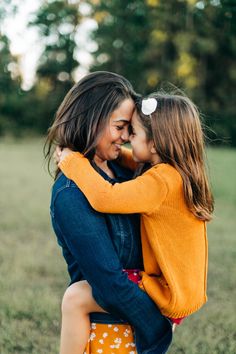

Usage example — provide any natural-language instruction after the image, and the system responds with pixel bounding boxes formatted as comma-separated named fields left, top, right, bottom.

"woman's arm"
left=51, top=185, right=171, bottom=351
left=59, top=152, right=168, bottom=214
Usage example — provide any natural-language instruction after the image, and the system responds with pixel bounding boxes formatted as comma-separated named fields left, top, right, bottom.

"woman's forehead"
left=111, top=117, right=130, bottom=124
left=110, top=99, right=135, bottom=122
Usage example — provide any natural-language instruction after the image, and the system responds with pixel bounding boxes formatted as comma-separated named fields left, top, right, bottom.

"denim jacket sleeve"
left=51, top=179, right=172, bottom=353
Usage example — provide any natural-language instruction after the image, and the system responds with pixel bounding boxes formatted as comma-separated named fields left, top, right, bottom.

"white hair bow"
left=141, top=98, right=157, bottom=115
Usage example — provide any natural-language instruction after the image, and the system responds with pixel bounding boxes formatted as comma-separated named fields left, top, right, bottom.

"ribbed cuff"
left=59, top=151, right=83, bottom=171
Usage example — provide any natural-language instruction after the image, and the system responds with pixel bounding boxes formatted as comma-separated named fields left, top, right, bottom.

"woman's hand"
left=53, top=146, right=73, bottom=165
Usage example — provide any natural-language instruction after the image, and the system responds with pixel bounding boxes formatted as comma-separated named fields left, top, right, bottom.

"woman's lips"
left=114, top=144, right=121, bottom=150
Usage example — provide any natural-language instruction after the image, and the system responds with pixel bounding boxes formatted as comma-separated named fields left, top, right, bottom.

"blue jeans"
left=51, top=172, right=172, bottom=354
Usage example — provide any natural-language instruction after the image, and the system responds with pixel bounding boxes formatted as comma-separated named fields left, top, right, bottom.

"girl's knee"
left=61, top=282, right=88, bottom=315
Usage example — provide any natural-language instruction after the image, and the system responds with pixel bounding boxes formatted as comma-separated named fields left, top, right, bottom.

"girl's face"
left=129, top=111, right=154, bottom=163
left=95, top=98, right=134, bottom=162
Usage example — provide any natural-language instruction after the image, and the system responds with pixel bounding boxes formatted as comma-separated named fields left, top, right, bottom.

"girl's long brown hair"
left=137, top=92, right=214, bottom=222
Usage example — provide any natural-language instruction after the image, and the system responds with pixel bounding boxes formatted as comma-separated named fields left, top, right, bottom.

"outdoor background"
left=0, top=0, right=235, bottom=353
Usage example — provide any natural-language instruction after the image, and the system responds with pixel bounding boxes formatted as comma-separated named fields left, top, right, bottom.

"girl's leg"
left=60, top=280, right=106, bottom=354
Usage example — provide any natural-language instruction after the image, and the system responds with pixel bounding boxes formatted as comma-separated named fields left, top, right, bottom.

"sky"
left=2, top=0, right=42, bottom=89
left=2, top=0, right=97, bottom=90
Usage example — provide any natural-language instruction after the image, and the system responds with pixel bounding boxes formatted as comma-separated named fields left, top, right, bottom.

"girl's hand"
left=54, top=146, right=73, bottom=165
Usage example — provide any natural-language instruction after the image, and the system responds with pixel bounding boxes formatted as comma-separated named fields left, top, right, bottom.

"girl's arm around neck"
left=59, top=152, right=168, bottom=214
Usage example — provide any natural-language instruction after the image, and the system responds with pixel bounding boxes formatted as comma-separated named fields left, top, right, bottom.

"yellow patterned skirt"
left=84, top=322, right=137, bottom=353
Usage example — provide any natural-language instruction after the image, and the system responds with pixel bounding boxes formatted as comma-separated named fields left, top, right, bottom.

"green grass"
left=0, top=139, right=68, bottom=354
left=0, top=140, right=235, bottom=353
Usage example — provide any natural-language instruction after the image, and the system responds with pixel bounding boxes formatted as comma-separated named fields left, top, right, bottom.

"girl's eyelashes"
left=128, top=125, right=134, bottom=135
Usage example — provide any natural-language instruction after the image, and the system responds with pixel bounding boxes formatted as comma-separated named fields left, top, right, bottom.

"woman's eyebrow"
left=113, top=118, right=130, bottom=124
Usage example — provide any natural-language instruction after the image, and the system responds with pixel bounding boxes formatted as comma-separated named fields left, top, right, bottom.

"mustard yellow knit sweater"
left=59, top=150, right=208, bottom=318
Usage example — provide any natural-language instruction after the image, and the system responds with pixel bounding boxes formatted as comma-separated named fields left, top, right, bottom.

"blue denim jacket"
left=50, top=160, right=172, bottom=354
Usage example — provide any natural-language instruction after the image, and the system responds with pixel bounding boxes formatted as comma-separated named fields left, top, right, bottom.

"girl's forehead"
left=131, top=111, right=140, bottom=123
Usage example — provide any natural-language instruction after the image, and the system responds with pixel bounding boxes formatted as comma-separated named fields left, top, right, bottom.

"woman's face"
left=95, top=98, right=135, bottom=162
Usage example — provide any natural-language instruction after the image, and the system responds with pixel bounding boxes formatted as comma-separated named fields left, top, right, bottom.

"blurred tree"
left=0, top=0, right=235, bottom=144
left=88, top=0, right=152, bottom=93
left=0, top=32, right=24, bottom=135
left=89, top=0, right=236, bottom=145
left=191, top=0, right=236, bottom=145
left=27, top=0, right=81, bottom=133
left=88, top=0, right=198, bottom=92
left=0, top=2, right=24, bottom=136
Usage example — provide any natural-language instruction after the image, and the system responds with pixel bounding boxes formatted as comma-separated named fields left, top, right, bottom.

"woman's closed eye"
left=116, top=125, right=125, bottom=131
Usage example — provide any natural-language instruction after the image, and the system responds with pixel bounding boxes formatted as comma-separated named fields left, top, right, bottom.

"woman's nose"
left=121, top=127, right=130, bottom=142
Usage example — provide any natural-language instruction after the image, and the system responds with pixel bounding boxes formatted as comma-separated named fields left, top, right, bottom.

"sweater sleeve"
left=59, top=152, right=168, bottom=214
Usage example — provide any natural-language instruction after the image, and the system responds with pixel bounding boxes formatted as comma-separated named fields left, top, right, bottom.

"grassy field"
left=0, top=139, right=235, bottom=354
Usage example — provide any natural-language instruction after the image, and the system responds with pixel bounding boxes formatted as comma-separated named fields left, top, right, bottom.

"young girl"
left=58, top=92, right=214, bottom=354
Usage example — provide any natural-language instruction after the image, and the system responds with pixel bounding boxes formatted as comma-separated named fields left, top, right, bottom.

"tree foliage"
left=0, top=33, right=23, bottom=135
left=27, top=0, right=81, bottom=133
left=89, top=0, right=236, bottom=145
left=0, top=0, right=81, bottom=136
left=0, top=0, right=235, bottom=145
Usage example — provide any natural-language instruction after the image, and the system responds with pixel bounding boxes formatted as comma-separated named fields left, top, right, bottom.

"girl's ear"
left=150, top=141, right=157, bottom=154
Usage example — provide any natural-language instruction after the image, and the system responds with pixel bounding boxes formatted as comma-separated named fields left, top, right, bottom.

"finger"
left=55, top=146, right=62, bottom=157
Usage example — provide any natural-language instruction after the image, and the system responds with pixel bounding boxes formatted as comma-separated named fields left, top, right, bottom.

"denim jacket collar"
left=91, top=159, right=133, bottom=184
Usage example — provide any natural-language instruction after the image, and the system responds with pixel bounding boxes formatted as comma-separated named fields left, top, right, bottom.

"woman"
left=45, top=71, right=172, bottom=354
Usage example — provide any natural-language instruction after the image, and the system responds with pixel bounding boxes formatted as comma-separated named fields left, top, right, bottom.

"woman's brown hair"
left=136, top=92, right=214, bottom=222
left=44, top=71, right=138, bottom=177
